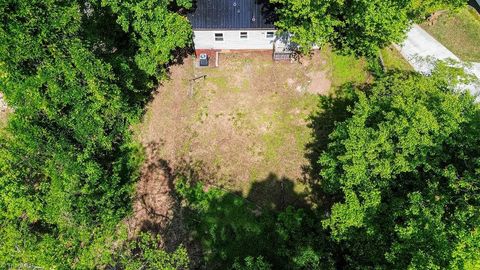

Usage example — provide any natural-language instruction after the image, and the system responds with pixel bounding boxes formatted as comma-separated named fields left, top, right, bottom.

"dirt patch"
left=0, top=93, right=6, bottom=109
left=125, top=143, right=202, bottom=265
left=426, top=10, right=447, bottom=26
left=0, top=111, right=8, bottom=124
left=0, top=93, right=10, bottom=125
left=136, top=51, right=332, bottom=208
left=126, top=143, right=176, bottom=240
left=307, top=70, right=332, bottom=94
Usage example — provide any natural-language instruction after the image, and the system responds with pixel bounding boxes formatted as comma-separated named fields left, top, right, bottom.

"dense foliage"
left=318, top=68, right=480, bottom=269
left=269, top=0, right=466, bottom=55
left=0, top=0, right=192, bottom=268
left=176, top=179, right=334, bottom=269
left=113, top=232, right=190, bottom=269
left=103, top=0, right=192, bottom=76
left=1, top=0, right=479, bottom=269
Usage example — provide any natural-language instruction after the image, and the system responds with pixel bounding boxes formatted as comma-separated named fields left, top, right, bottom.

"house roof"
left=188, top=0, right=276, bottom=30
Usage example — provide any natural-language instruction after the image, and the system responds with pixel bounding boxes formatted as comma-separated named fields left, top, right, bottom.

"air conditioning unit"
left=199, top=53, right=209, bottom=67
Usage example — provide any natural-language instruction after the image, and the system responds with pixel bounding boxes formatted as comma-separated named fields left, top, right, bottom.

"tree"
left=270, top=0, right=466, bottom=56
left=113, top=232, right=190, bottom=270
left=0, top=0, right=192, bottom=268
left=176, top=177, right=335, bottom=270
left=317, top=68, right=480, bottom=269
left=102, top=0, right=193, bottom=76
left=273, top=207, right=334, bottom=270
left=268, top=0, right=337, bottom=53
left=232, top=256, right=272, bottom=270
left=175, top=178, right=274, bottom=268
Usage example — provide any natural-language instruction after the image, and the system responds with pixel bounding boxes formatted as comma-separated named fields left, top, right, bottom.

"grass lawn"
left=380, top=46, right=413, bottom=71
left=421, top=6, right=480, bottom=62
left=136, top=50, right=368, bottom=208
left=323, top=48, right=369, bottom=86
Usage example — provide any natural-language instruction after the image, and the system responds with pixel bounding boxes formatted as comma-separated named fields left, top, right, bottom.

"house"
left=188, top=0, right=292, bottom=60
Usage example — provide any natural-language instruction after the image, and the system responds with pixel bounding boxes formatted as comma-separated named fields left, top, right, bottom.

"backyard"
left=136, top=49, right=369, bottom=208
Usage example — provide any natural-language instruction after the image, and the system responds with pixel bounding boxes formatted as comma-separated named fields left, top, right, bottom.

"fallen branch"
left=190, top=74, right=206, bottom=81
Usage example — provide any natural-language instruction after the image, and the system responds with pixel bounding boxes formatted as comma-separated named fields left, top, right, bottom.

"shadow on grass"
left=302, top=84, right=360, bottom=207
left=126, top=142, right=204, bottom=267
left=132, top=83, right=370, bottom=269
left=131, top=152, right=312, bottom=268
left=173, top=168, right=317, bottom=269
left=247, top=173, right=307, bottom=211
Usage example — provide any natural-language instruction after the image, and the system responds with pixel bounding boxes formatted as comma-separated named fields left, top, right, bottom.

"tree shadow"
left=169, top=47, right=195, bottom=67
left=129, top=83, right=373, bottom=268
left=247, top=173, right=307, bottom=211
left=129, top=143, right=314, bottom=268
left=167, top=163, right=340, bottom=269
left=255, top=0, right=278, bottom=26
left=172, top=170, right=280, bottom=269
left=469, top=0, right=480, bottom=13
left=301, top=84, right=361, bottom=206
left=126, top=142, right=203, bottom=267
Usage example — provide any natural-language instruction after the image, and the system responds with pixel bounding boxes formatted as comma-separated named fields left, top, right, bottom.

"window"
left=240, top=32, right=248, bottom=39
left=266, top=31, right=275, bottom=38
left=215, top=33, right=224, bottom=42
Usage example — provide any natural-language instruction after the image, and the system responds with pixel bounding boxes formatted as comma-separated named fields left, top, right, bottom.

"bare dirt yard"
left=135, top=50, right=368, bottom=209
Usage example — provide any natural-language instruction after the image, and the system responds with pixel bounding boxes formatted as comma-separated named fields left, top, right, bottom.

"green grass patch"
left=209, top=76, right=229, bottom=90
left=380, top=46, right=413, bottom=71
left=325, top=49, right=369, bottom=86
left=259, top=94, right=316, bottom=162
left=421, top=7, right=480, bottom=62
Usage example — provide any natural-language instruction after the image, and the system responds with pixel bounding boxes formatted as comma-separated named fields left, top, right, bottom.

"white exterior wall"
left=193, top=30, right=277, bottom=50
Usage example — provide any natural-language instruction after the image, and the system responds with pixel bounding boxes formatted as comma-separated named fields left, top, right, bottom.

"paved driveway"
left=397, top=24, right=480, bottom=99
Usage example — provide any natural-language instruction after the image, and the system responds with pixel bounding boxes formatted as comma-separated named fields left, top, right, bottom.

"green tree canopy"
left=113, top=232, right=190, bottom=270
left=317, top=68, right=480, bottom=269
left=0, top=0, right=192, bottom=268
left=102, top=0, right=192, bottom=76
left=176, top=178, right=335, bottom=270
left=270, top=0, right=465, bottom=55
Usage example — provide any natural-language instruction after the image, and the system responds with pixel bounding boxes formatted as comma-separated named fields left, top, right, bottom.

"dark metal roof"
left=188, top=0, right=276, bottom=30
